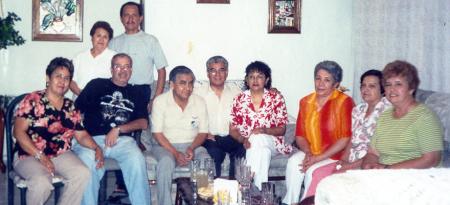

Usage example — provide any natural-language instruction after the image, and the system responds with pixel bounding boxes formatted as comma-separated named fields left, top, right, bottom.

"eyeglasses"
left=112, top=64, right=131, bottom=70
left=247, top=75, right=266, bottom=81
left=207, top=68, right=227, bottom=75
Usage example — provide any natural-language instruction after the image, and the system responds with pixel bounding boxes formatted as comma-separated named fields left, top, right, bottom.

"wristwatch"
left=110, top=122, right=121, bottom=132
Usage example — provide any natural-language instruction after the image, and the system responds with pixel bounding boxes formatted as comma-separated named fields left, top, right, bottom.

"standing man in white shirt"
left=109, top=1, right=168, bottom=110
left=194, top=56, right=245, bottom=179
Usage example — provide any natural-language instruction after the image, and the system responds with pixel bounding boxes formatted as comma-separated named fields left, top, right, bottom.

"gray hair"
left=206, top=55, right=228, bottom=70
left=314, top=60, right=343, bottom=83
left=111, top=53, right=133, bottom=68
left=169, top=65, right=195, bottom=82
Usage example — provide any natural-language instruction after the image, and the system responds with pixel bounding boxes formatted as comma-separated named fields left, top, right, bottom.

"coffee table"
left=175, top=177, right=284, bottom=205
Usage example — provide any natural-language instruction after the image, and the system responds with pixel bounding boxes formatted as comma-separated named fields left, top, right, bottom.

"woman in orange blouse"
left=283, top=61, right=354, bottom=205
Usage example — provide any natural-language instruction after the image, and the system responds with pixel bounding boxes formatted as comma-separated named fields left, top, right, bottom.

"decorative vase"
left=51, top=19, right=66, bottom=33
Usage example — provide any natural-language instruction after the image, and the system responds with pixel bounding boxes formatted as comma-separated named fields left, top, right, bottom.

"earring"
left=46, top=82, right=49, bottom=87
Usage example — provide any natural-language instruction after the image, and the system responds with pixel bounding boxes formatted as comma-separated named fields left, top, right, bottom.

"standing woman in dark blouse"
left=13, top=57, right=103, bottom=205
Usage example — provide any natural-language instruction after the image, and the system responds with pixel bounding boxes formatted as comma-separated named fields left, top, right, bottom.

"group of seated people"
left=10, top=3, right=444, bottom=205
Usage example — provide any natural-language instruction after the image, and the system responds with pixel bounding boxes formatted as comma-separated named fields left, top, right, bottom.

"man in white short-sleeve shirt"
left=151, top=66, right=209, bottom=205
left=194, top=56, right=245, bottom=179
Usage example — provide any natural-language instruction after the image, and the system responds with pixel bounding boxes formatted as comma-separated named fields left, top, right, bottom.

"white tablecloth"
left=315, top=168, right=450, bottom=205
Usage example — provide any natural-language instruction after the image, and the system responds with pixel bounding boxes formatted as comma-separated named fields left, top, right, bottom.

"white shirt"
left=72, top=48, right=116, bottom=89
left=152, top=90, right=208, bottom=143
left=109, top=31, right=168, bottom=85
left=194, top=83, right=241, bottom=136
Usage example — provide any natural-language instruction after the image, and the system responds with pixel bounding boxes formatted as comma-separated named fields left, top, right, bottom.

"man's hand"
left=185, top=146, right=194, bottom=160
left=94, top=147, right=104, bottom=169
left=207, top=134, right=215, bottom=141
left=269, top=87, right=281, bottom=94
left=39, top=155, right=55, bottom=175
left=174, top=151, right=189, bottom=166
left=105, top=127, right=120, bottom=147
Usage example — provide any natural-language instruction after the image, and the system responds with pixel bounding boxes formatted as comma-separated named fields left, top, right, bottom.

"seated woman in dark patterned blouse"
left=13, top=57, right=103, bottom=205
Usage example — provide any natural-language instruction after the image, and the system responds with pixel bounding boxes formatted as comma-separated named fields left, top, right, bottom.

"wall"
left=0, top=0, right=353, bottom=116
left=145, top=0, right=354, bottom=115
left=0, top=0, right=136, bottom=95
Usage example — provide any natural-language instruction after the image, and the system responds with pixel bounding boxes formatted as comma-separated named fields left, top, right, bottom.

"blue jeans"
left=72, top=136, right=151, bottom=205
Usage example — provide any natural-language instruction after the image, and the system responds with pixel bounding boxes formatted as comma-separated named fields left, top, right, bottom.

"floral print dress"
left=231, top=89, right=292, bottom=154
left=15, top=90, right=84, bottom=159
left=348, top=97, right=391, bottom=162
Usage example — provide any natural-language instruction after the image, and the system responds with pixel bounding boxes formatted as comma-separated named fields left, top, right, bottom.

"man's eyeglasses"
left=112, top=64, right=131, bottom=70
left=207, top=68, right=227, bottom=75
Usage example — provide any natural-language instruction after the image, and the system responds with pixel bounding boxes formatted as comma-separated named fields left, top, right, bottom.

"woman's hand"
left=39, top=155, right=55, bottom=175
left=242, top=137, right=251, bottom=149
left=362, top=162, right=386, bottom=169
left=301, top=153, right=323, bottom=172
left=251, top=127, right=266, bottom=135
left=94, top=147, right=104, bottom=169
left=333, top=160, right=356, bottom=173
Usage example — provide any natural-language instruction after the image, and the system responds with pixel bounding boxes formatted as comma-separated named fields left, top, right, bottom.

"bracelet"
left=34, top=151, right=43, bottom=160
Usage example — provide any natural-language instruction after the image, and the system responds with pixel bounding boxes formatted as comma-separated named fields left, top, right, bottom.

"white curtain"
left=352, top=0, right=450, bottom=102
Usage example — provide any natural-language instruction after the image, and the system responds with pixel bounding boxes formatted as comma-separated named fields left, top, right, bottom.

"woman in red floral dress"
left=230, top=61, right=292, bottom=190
left=13, top=57, right=103, bottom=205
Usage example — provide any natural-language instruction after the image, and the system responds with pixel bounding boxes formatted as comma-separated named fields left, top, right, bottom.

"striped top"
left=371, top=104, right=443, bottom=165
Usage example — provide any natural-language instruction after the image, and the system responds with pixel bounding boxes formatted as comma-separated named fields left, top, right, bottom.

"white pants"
left=245, top=133, right=277, bottom=190
left=283, top=151, right=336, bottom=204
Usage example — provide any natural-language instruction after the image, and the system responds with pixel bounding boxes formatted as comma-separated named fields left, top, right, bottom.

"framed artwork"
left=197, top=0, right=230, bottom=3
left=268, top=0, right=301, bottom=33
left=32, top=0, right=83, bottom=41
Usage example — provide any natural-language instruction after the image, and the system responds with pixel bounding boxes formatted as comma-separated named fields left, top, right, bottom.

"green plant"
left=0, top=12, right=25, bottom=49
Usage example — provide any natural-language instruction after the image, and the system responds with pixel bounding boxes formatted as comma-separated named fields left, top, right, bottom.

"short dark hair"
left=360, top=69, right=384, bottom=95
left=90, top=21, right=114, bottom=39
left=120, top=1, right=143, bottom=17
left=244, top=61, right=272, bottom=90
left=46, top=57, right=74, bottom=80
left=382, top=60, right=420, bottom=94
left=206, top=55, right=228, bottom=70
left=314, top=61, right=343, bottom=84
left=111, top=53, right=133, bottom=68
left=169, top=66, right=195, bottom=82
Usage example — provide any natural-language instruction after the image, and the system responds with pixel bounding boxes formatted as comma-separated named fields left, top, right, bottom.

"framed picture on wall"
left=197, top=0, right=230, bottom=3
left=268, top=0, right=301, bottom=33
left=32, top=0, right=83, bottom=41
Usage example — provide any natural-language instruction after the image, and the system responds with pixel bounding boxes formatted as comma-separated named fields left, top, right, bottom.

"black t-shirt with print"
left=75, top=78, right=148, bottom=136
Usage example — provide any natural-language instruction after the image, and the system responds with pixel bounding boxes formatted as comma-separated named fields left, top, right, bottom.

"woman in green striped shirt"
left=362, top=60, right=443, bottom=169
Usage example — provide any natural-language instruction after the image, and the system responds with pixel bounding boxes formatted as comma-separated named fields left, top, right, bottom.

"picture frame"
left=197, top=0, right=230, bottom=4
left=32, top=0, right=83, bottom=42
left=268, top=0, right=301, bottom=33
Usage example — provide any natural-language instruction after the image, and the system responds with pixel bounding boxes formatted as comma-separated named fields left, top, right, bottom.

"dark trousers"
left=202, top=135, right=246, bottom=178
